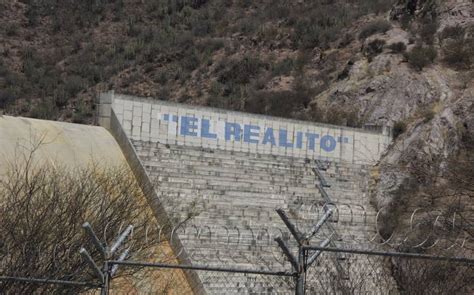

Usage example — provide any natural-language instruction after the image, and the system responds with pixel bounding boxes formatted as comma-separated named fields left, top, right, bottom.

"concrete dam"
left=0, top=92, right=392, bottom=293
left=97, top=92, right=392, bottom=293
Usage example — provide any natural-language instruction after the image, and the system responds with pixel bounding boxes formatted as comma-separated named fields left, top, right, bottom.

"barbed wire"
left=2, top=206, right=472, bottom=272
left=124, top=204, right=474, bottom=266
left=3, top=213, right=474, bottom=294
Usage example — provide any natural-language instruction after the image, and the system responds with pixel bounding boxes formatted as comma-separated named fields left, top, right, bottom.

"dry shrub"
left=405, top=45, right=437, bottom=71
left=0, top=147, right=165, bottom=293
left=359, top=19, right=392, bottom=40
left=365, top=39, right=386, bottom=61
left=439, top=26, right=473, bottom=70
left=388, top=42, right=406, bottom=53
left=391, top=257, right=474, bottom=294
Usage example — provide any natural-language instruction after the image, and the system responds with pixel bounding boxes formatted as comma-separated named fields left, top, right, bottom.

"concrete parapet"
left=104, top=93, right=392, bottom=165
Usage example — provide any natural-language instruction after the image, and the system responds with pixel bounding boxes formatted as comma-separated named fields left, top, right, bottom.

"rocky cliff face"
left=361, top=0, right=473, bottom=243
left=264, top=0, right=473, bottom=242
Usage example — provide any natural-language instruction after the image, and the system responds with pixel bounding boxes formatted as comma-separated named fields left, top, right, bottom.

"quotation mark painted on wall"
left=162, top=114, right=178, bottom=123
left=338, top=137, right=350, bottom=144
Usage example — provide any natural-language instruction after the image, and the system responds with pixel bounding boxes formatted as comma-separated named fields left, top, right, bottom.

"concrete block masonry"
left=99, top=92, right=393, bottom=294
left=101, top=92, right=391, bottom=165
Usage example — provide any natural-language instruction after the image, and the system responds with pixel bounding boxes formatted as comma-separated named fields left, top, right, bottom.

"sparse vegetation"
left=64, top=75, right=85, bottom=98
left=271, top=58, right=294, bottom=77
left=0, top=0, right=397, bottom=123
left=388, top=42, right=407, bottom=53
left=405, top=45, right=437, bottom=71
left=29, top=98, right=59, bottom=120
left=439, top=26, right=473, bottom=70
left=365, top=39, right=386, bottom=61
left=419, top=18, right=439, bottom=45
left=359, top=20, right=392, bottom=40
left=218, top=55, right=267, bottom=85
left=442, top=39, right=473, bottom=70
left=291, top=1, right=393, bottom=49
left=439, top=25, right=465, bottom=42
left=393, top=121, right=407, bottom=139
left=0, top=89, right=15, bottom=109
left=245, top=89, right=310, bottom=118
left=72, top=100, right=94, bottom=123
left=418, top=105, right=435, bottom=122
left=338, top=33, right=355, bottom=48
left=5, top=23, right=18, bottom=36
left=0, top=0, right=466, bottom=128
left=399, top=14, right=413, bottom=31
left=242, top=76, right=316, bottom=118
left=324, top=106, right=361, bottom=128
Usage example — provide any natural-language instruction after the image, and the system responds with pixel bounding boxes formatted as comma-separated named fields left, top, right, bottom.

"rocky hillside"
left=0, top=0, right=399, bottom=123
left=1, top=0, right=473, bottom=247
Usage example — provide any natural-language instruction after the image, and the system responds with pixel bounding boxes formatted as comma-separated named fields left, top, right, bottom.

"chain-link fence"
left=2, top=244, right=474, bottom=294
left=110, top=265, right=295, bottom=294
left=103, top=246, right=474, bottom=294
left=2, top=214, right=474, bottom=294
left=304, top=246, right=474, bottom=294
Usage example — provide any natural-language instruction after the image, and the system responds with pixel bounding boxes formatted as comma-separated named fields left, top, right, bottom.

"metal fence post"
left=81, top=222, right=133, bottom=295
left=296, top=245, right=305, bottom=295
left=101, top=261, right=110, bottom=295
left=276, top=206, right=335, bottom=295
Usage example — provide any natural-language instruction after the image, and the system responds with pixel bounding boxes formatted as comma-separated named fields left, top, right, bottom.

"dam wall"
left=99, top=92, right=393, bottom=293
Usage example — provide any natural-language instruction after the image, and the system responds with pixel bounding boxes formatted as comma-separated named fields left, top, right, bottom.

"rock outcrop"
left=307, top=0, right=474, bottom=240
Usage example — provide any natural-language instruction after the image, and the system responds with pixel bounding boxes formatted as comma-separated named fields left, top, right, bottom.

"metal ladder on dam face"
left=311, top=159, right=350, bottom=281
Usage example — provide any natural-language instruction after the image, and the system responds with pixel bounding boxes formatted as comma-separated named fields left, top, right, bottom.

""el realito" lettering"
left=162, top=114, right=346, bottom=152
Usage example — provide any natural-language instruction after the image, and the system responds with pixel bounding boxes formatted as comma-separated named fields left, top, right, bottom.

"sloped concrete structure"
left=0, top=115, right=194, bottom=294
left=0, top=115, right=125, bottom=170
left=99, top=92, right=393, bottom=293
